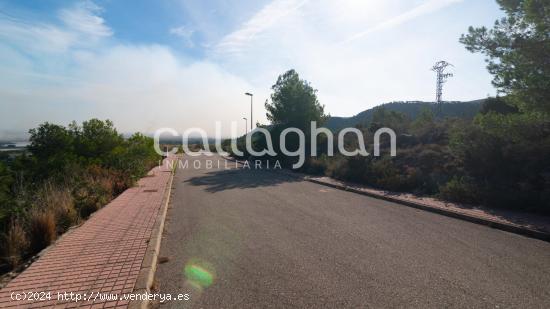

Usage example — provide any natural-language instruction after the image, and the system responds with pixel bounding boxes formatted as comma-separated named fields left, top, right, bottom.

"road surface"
left=156, top=154, right=550, bottom=308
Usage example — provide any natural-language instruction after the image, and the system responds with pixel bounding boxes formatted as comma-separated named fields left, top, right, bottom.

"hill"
left=324, top=100, right=484, bottom=131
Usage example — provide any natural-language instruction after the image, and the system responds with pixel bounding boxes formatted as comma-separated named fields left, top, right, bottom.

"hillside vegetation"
left=0, top=119, right=160, bottom=272
left=325, top=100, right=483, bottom=131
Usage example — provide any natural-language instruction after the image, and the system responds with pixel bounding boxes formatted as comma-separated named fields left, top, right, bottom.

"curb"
left=304, top=178, right=550, bottom=243
left=222, top=155, right=550, bottom=243
left=129, top=157, right=177, bottom=309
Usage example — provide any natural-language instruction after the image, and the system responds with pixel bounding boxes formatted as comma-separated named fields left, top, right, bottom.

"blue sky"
left=0, top=0, right=503, bottom=138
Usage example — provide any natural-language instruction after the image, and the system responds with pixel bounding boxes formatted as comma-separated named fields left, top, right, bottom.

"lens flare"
left=184, top=263, right=214, bottom=288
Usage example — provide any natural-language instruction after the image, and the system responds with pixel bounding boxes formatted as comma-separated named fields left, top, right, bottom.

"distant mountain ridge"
left=324, top=100, right=485, bottom=131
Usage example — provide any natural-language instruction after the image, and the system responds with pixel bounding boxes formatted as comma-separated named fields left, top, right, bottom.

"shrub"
left=439, top=177, right=479, bottom=204
left=74, top=185, right=110, bottom=219
left=367, top=158, right=413, bottom=191
left=0, top=162, right=12, bottom=206
left=73, top=168, right=116, bottom=218
left=1, top=220, right=29, bottom=269
left=324, top=156, right=349, bottom=179
left=303, top=156, right=328, bottom=175
left=0, top=162, right=14, bottom=226
left=37, top=184, right=78, bottom=233
left=343, top=156, right=370, bottom=183
left=55, top=205, right=79, bottom=233
left=27, top=210, right=56, bottom=253
left=450, top=112, right=550, bottom=211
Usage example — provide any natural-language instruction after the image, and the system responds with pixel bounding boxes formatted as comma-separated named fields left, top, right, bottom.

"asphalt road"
left=156, top=154, right=550, bottom=308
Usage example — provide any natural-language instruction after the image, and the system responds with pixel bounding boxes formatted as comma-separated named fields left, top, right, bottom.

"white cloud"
left=342, top=0, right=464, bottom=44
left=0, top=0, right=111, bottom=54
left=59, top=0, right=113, bottom=39
left=170, top=25, right=195, bottom=47
left=0, top=19, right=75, bottom=53
left=215, top=0, right=309, bottom=54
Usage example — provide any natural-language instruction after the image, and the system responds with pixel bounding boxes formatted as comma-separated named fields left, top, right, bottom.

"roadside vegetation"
left=227, top=0, right=550, bottom=214
left=0, top=119, right=160, bottom=272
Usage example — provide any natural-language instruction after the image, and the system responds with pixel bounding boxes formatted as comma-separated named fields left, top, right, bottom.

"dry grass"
left=73, top=166, right=122, bottom=218
left=37, top=183, right=79, bottom=233
left=2, top=220, right=29, bottom=269
left=1, top=171, right=117, bottom=272
left=28, top=209, right=56, bottom=253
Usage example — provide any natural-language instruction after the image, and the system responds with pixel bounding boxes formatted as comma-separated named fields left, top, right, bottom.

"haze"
left=0, top=0, right=502, bottom=138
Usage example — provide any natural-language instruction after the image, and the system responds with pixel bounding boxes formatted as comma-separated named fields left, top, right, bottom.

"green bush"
left=450, top=112, right=550, bottom=212
left=303, top=156, right=328, bottom=175
left=0, top=162, right=13, bottom=224
left=366, top=158, right=416, bottom=192
left=323, top=155, right=348, bottom=179
left=439, top=177, right=479, bottom=205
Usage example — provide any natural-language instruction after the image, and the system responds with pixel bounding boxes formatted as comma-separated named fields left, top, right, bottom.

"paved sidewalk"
left=0, top=158, right=174, bottom=308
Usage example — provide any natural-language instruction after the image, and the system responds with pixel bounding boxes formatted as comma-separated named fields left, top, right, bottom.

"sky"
left=0, top=0, right=503, bottom=139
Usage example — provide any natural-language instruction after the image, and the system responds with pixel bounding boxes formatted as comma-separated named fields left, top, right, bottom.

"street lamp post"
left=245, top=92, right=253, bottom=131
left=243, top=117, right=248, bottom=135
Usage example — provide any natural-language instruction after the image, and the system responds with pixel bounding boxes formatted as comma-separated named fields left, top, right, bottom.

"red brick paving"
left=0, top=159, right=174, bottom=308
